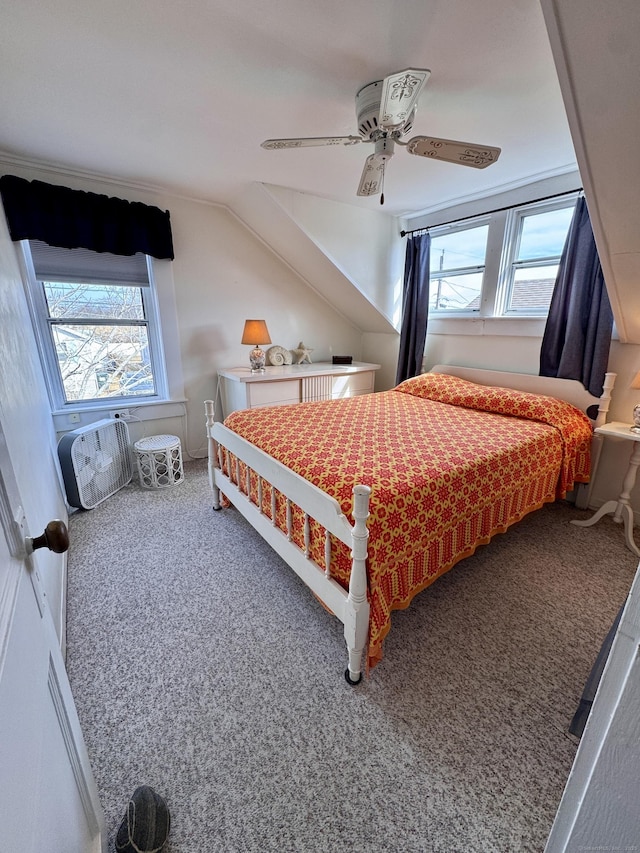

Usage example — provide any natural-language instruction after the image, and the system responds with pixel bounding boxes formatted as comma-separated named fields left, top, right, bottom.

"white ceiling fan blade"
left=406, top=136, right=501, bottom=168
left=357, top=153, right=386, bottom=197
left=379, top=68, right=430, bottom=130
left=261, top=136, right=362, bottom=150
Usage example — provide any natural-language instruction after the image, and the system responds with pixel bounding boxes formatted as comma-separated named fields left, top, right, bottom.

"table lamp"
left=241, top=319, right=272, bottom=373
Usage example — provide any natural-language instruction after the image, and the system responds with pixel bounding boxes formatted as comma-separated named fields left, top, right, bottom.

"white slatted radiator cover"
left=302, top=374, right=333, bottom=402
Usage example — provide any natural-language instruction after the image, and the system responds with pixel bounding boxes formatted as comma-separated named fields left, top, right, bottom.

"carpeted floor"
left=65, top=460, right=637, bottom=852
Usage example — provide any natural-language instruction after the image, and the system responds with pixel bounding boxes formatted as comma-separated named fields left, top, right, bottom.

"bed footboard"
left=204, top=400, right=371, bottom=684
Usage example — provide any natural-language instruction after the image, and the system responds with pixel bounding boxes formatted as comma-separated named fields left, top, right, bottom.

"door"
left=544, top=562, right=640, bottom=851
left=0, top=421, right=105, bottom=852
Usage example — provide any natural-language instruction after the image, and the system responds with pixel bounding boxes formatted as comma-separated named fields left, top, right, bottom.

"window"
left=426, top=193, right=578, bottom=318
left=22, top=241, right=168, bottom=410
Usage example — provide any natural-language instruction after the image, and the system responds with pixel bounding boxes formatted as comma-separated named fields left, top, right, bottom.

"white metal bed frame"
left=205, top=366, right=616, bottom=684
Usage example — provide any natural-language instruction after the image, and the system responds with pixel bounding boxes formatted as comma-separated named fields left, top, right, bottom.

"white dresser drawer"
left=332, top=369, right=375, bottom=398
left=248, top=379, right=300, bottom=408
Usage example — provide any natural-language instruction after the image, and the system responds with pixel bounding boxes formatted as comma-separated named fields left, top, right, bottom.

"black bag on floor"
left=115, top=785, right=170, bottom=853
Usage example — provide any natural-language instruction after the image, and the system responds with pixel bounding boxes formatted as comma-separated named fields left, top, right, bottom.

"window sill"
left=52, top=398, right=187, bottom=433
left=428, top=315, right=548, bottom=338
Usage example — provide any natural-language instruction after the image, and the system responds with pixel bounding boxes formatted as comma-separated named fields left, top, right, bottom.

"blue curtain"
left=539, top=196, right=612, bottom=396
left=395, top=232, right=431, bottom=385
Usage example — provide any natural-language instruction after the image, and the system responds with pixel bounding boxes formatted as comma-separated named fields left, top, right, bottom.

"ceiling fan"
left=261, top=68, right=501, bottom=203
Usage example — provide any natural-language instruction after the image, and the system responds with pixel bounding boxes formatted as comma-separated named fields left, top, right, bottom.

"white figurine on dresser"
left=266, top=346, right=293, bottom=366
left=292, top=341, right=314, bottom=364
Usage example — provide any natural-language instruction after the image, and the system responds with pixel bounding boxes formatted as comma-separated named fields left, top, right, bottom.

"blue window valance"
left=0, top=174, right=174, bottom=260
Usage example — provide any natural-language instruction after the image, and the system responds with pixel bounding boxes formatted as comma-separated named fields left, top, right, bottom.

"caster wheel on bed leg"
left=344, top=669, right=362, bottom=686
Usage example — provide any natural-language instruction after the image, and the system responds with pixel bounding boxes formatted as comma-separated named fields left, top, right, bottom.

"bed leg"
left=344, top=605, right=368, bottom=685
left=345, top=665, right=362, bottom=686
left=209, top=455, right=221, bottom=511
left=343, top=485, right=371, bottom=686
left=205, top=400, right=221, bottom=510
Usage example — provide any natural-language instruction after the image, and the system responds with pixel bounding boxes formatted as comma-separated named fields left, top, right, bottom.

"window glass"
left=429, top=223, right=488, bottom=312
left=50, top=320, right=155, bottom=402
left=429, top=272, right=484, bottom=311
left=41, top=278, right=156, bottom=403
left=517, top=207, right=574, bottom=261
left=431, top=225, right=489, bottom=268
left=510, top=266, right=561, bottom=311
left=504, top=201, right=576, bottom=314
left=43, top=282, right=145, bottom=321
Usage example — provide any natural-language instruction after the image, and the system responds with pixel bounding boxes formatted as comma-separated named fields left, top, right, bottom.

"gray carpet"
left=65, top=460, right=637, bottom=852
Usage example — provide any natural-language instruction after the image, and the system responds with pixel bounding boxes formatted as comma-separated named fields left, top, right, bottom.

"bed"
left=205, top=365, right=616, bottom=684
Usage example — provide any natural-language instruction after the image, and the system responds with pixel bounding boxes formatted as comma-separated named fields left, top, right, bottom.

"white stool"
left=134, top=434, right=184, bottom=489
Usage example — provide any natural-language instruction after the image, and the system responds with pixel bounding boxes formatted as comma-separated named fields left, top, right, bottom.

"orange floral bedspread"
left=223, top=373, right=593, bottom=668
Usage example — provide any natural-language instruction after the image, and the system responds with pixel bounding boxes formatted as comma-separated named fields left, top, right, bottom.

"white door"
left=544, top=562, right=640, bottom=851
left=0, top=423, right=105, bottom=853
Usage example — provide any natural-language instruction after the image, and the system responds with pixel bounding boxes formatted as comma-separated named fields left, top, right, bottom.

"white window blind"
left=29, top=240, right=148, bottom=285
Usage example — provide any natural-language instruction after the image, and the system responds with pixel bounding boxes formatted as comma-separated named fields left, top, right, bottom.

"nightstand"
left=571, top=421, right=640, bottom=557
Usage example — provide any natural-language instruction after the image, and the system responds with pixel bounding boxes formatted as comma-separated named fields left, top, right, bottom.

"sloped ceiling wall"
left=541, top=0, right=640, bottom=343
left=230, top=183, right=401, bottom=335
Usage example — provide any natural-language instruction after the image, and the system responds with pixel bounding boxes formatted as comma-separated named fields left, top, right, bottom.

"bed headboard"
left=430, top=365, right=616, bottom=428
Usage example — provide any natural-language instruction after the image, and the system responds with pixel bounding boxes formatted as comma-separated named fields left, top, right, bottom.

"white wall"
left=362, top=332, right=400, bottom=390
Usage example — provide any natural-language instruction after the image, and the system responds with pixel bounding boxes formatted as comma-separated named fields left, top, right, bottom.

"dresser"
left=218, top=362, right=380, bottom=417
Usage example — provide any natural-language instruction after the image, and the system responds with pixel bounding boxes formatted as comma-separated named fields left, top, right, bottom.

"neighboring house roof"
left=509, top=277, right=556, bottom=310
left=458, top=278, right=555, bottom=312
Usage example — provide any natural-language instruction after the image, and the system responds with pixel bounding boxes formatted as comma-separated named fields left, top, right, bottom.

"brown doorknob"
left=29, top=520, right=69, bottom=554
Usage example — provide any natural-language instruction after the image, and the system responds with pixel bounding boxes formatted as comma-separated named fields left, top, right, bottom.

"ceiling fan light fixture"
left=260, top=66, right=501, bottom=201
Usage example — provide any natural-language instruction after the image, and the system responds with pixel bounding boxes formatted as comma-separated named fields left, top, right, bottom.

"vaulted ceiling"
left=0, top=0, right=577, bottom=217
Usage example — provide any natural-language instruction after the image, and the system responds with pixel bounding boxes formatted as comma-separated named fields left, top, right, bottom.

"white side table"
left=134, top=434, right=185, bottom=489
left=572, top=421, right=640, bottom=557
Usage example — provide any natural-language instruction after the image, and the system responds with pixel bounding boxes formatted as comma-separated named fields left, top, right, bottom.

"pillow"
left=394, top=371, right=594, bottom=498
left=394, top=372, right=590, bottom=430
left=394, top=371, right=478, bottom=402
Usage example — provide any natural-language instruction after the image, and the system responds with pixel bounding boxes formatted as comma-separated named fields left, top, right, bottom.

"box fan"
left=58, top=418, right=133, bottom=509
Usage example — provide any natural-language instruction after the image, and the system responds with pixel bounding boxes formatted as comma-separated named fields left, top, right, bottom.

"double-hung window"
left=23, top=241, right=167, bottom=410
left=425, top=192, right=578, bottom=319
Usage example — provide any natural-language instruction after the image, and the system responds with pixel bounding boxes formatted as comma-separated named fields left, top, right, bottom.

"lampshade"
left=631, top=371, right=640, bottom=390
left=241, top=319, right=272, bottom=345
